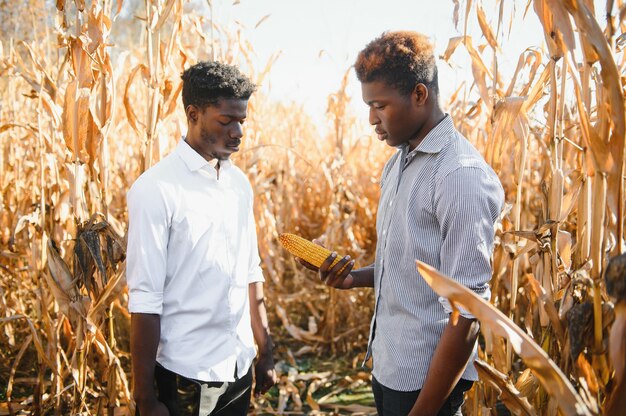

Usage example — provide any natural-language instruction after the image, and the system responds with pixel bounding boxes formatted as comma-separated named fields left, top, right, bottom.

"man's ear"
left=186, top=105, right=199, bottom=124
left=413, top=83, right=429, bottom=106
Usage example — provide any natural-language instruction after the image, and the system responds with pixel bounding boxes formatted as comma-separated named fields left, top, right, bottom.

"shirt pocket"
left=171, top=208, right=218, bottom=247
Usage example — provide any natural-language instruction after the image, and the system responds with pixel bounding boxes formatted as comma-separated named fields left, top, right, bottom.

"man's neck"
left=408, top=106, right=446, bottom=151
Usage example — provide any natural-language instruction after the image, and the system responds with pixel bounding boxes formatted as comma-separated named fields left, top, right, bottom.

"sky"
left=182, top=0, right=570, bottom=128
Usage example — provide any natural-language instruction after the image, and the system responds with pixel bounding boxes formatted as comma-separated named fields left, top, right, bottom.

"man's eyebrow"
left=219, top=113, right=247, bottom=119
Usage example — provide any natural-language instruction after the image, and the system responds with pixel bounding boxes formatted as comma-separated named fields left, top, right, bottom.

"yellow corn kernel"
left=278, top=233, right=346, bottom=270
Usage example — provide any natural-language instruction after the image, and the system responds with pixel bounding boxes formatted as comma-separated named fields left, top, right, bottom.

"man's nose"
left=230, top=122, right=243, bottom=139
left=369, top=107, right=380, bottom=125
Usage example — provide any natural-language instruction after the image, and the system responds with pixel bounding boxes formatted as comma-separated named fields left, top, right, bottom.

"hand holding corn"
left=278, top=233, right=355, bottom=289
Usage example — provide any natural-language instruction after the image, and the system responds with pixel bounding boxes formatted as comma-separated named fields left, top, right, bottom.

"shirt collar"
left=407, top=114, right=455, bottom=156
left=175, top=138, right=232, bottom=172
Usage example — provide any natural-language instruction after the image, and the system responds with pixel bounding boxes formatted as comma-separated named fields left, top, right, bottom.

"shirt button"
left=389, top=201, right=393, bottom=207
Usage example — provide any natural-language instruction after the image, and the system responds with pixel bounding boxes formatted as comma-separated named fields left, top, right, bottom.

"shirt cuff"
left=247, top=268, right=265, bottom=284
left=128, top=290, right=164, bottom=315
left=438, top=296, right=476, bottom=320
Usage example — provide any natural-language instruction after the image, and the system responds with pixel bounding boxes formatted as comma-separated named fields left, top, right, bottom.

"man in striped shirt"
left=300, top=31, right=504, bottom=415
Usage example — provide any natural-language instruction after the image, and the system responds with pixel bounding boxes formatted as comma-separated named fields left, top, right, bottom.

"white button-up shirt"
left=126, top=139, right=264, bottom=382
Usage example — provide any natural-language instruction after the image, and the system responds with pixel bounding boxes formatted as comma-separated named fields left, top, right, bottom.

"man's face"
left=361, top=80, right=425, bottom=148
left=186, top=98, right=248, bottom=161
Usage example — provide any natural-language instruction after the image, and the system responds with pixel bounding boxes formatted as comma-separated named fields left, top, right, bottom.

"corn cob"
left=278, top=233, right=348, bottom=271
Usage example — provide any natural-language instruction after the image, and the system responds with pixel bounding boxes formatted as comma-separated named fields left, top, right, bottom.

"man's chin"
left=383, top=136, right=400, bottom=147
left=217, top=150, right=234, bottom=160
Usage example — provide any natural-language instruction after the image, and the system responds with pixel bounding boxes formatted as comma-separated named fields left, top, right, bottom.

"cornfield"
left=0, top=0, right=625, bottom=415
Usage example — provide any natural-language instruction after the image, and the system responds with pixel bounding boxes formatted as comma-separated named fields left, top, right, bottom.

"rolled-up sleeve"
left=126, top=179, right=170, bottom=314
left=435, top=166, right=504, bottom=319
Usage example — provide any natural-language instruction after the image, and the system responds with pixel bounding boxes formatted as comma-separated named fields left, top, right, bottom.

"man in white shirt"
left=126, top=61, right=277, bottom=416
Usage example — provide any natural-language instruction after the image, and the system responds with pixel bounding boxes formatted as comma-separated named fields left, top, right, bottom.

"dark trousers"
left=372, top=377, right=473, bottom=416
left=140, top=364, right=253, bottom=416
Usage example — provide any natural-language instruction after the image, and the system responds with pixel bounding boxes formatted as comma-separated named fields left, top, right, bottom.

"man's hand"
left=248, top=282, right=277, bottom=397
left=136, top=397, right=170, bottom=416
left=295, top=239, right=355, bottom=289
left=254, top=353, right=277, bottom=397
left=131, top=314, right=166, bottom=416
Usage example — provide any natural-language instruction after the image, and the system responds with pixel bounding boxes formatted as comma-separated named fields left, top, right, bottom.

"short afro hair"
left=181, top=61, right=256, bottom=108
left=355, top=31, right=439, bottom=97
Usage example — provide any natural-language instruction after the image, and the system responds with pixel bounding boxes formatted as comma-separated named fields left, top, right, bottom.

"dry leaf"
left=476, top=5, right=499, bottom=49
left=474, top=359, right=536, bottom=415
left=416, top=260, right=593, bottom=415
left=254, top=14, right=271, bottom=29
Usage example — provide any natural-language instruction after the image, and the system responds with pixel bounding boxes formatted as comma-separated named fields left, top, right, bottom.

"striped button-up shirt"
left=367, top=115, right=504, bottom=391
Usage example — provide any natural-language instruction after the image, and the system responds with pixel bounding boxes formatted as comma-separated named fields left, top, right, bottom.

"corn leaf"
left=416, top=260, right=592, bottom=416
